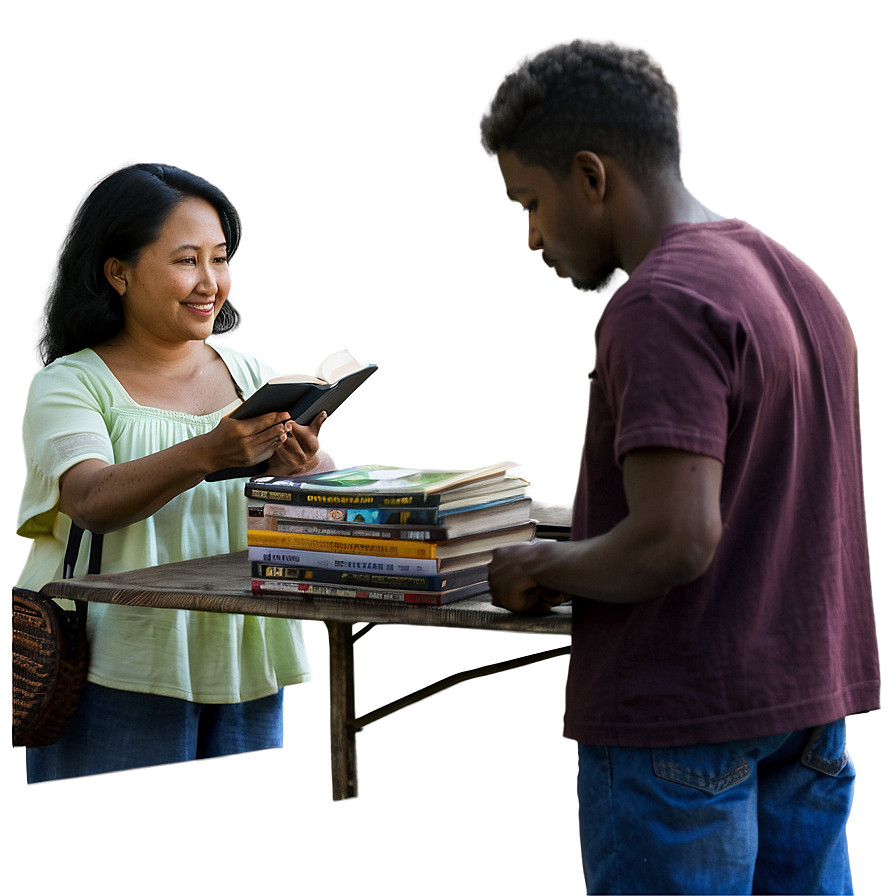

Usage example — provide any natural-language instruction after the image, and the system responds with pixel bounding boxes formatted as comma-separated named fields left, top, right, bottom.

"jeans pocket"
left=652, top=743, right=751, bottom=795
left=801, top=719, right=849, bottom=777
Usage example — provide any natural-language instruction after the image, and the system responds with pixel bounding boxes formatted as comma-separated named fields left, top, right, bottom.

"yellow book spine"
left=247, top=529, right=438, bottom=558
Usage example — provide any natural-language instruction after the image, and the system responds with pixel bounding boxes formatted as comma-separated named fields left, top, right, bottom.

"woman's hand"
left=58, top=409, right=338, bottom=535
left=59, top=410, right=293, bottom=534
left=265, top=411, right=334, bottom=477
left=202, top=411, right=292, bottom=471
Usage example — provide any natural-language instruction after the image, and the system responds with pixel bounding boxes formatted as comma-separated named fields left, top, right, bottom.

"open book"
left=206, top=350, right=377, bottom=481
left=228, top=349, right=377, bottom=423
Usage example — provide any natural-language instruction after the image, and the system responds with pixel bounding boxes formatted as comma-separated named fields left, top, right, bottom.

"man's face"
left=497, top=150, right=618, bottom=292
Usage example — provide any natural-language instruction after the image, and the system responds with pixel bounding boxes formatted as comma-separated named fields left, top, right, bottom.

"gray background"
left=2, top=0, right=894, bottom=894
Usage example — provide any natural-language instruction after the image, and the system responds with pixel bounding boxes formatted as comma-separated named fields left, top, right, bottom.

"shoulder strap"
left=62, top=523, right=103, bottom=624
left=63, top=524, right=104, bottom=578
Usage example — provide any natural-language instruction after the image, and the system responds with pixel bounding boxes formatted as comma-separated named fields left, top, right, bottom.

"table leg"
left=325, top=620, right=358, bottom=800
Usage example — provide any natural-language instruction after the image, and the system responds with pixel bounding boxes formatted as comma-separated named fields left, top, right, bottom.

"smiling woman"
left=16, top=163, right=335, bottom=783
left=94, top=198, right=240, bottom=416
left=104, top=199, right=232, bottom=346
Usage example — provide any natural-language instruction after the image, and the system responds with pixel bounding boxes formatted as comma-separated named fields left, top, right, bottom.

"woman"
left=17, top=163, right=333, bottom=782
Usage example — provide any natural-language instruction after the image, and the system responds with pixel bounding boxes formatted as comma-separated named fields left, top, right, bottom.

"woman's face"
left=107, top=197, right=232, bottom=347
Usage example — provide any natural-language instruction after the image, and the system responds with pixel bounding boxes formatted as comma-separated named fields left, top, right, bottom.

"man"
left=481, top=41, right=879, bottom=895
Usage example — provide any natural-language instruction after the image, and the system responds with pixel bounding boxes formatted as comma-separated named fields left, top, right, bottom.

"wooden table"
left=41, top=504, right=572, bottom=799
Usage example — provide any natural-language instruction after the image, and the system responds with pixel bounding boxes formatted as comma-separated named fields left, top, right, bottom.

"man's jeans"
left=578, top=720, right=854, bottom=894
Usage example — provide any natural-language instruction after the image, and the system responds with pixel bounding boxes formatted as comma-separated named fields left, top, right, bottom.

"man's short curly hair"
left=480, top=40, right=681, bottom=181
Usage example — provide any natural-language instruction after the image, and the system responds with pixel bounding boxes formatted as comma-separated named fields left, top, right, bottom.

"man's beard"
left=572, top=267, right=617, bottom=292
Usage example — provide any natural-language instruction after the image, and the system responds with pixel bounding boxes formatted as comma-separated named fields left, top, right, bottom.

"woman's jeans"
left=577, top=719, right=854, bottom=895
left=26, top=682, right=284, bottom=783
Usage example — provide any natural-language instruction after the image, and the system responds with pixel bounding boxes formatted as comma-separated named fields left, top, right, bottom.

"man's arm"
left=488, top=448, right=723, bottom=613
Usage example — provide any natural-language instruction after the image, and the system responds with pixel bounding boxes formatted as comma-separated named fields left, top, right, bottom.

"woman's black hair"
left=39, top=163, right=242, bottom=365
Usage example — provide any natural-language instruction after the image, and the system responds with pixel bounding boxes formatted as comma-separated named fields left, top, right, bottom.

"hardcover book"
left=207, top=350, right=377, bottom=482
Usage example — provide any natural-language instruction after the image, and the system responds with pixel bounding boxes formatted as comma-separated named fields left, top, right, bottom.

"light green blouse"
left=16, top=345, right=311, bottom=703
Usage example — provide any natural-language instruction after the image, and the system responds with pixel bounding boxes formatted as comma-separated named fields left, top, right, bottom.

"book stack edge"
left=244, top=462, right=536, bottom=606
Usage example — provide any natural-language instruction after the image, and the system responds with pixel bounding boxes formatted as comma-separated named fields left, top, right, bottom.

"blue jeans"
left=26, top=682, right=284, bottom=783
left=578, top=720, right=854, bottom=895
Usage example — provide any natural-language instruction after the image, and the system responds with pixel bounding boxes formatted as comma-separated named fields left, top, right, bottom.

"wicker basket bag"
left=12, top=525, right=102, bottom=748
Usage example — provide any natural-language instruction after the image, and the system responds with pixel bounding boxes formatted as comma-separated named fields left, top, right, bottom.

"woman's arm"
left=59, top=412, right=292, bottom=533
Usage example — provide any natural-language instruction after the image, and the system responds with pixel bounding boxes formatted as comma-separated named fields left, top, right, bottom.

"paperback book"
left=247, top=522, right=536, bottom=559
left=245, top=462, right=527, bottom=508
left=247, top=496, right=533, bottom=539
left=250, top=578, right=489, bottom=606
left=273, top=460, right=517, bottom=493
left=250, top=562, right=490, bottom=592
left=263, top=519, right=455, bottom=541
left=245, top=460, right=534, bottom=607
left=247, top=545, right=495, bottom=574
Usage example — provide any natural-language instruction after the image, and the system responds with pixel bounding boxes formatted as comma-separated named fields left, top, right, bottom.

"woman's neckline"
left=83, top=344, right=243, bottom=418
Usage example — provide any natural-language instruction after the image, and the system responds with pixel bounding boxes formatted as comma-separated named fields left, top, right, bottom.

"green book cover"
left=287, top=462, right=517, bottom=495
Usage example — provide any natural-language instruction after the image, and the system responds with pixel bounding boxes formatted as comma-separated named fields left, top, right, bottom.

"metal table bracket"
left=325, top=620, right=570, bottom=800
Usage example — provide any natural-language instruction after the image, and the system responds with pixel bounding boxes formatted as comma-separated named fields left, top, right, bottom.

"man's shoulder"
left=649, top=218, right=814, bottom=281
left=610, top=218, right=821, bottom=315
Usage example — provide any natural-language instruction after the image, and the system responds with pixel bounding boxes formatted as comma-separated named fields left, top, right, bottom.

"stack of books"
left=245, top=462, right=535, bottom=605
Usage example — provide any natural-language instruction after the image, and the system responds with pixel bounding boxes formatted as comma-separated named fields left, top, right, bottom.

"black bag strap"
left=62, top=524, right=104, bottom=624
left=63, top=524, right=103, bottom=579
left=88, top=531, right=103, bottom=575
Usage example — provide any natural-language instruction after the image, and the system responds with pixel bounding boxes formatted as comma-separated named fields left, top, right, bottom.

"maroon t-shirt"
left=565, top=219, right=880, bottom=747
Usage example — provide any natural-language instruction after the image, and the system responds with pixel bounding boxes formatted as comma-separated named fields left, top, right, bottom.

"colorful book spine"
left=246, top=509, right=449, bottom=539
left=251, top=562, right=489, bottom=591
left=245, top=482, right=443, bottom=507
left=263, top=504, right=444, bottom=524
left=247, top=545, right=441, bottom=574
left=270, top=519, right=450, bottom=541
left=250, top=578, right=488, bottom=606
left=247, top=528, right=447, bottom=558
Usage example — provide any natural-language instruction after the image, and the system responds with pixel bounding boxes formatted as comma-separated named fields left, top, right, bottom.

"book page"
left=265, top=372, right=324, bottom=385
left=316, top=349, right=364, bottom=383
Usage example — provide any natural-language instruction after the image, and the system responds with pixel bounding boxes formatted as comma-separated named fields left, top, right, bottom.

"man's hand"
left=489, top=449, right=723, bottom=609
left=488, top=540, right=570, bottom=615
